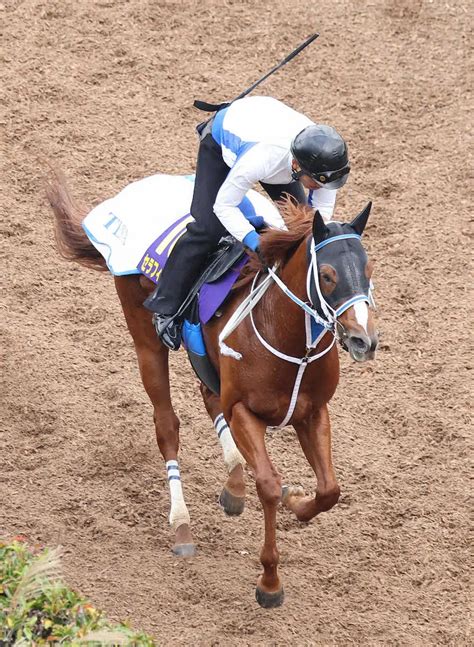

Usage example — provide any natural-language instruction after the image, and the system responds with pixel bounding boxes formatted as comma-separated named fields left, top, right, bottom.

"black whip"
left=194, top=33, right=320, bottom=112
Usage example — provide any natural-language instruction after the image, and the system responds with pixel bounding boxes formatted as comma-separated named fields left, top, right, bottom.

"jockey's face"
left=300, top=174, right=320, bottom=190
left=291, top=160, right=321, bottom=190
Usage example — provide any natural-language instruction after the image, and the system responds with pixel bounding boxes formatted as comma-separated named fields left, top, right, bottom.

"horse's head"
left=308, top=203, right=378, bottom=362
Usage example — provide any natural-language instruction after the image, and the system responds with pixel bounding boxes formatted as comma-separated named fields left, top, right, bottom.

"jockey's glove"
left=242, top=229, right=260, bottom=252
left=243, top=230, right=268, bottom=271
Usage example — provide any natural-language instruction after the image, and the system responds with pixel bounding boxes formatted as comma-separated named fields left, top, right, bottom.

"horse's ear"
left=350, top=201, right=372, bottom=236
left=313, top=210, right=329, bottom=244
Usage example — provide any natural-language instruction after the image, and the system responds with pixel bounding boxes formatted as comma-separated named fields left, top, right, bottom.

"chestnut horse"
left=46, top=171, right=378, bottom=608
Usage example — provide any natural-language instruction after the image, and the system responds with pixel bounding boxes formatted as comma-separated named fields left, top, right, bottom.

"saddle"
left=176, top=237, right=248, bottom=395
left=175, top=236, right=246, bottom=323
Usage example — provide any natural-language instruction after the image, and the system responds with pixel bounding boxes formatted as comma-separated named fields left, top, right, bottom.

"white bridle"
left=219, top=233, right=372, bottom=427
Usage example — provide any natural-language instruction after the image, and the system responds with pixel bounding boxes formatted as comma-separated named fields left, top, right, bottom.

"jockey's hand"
left=255, top=246, right=269, bottom=272
left=243, top=230, right=267, bottom=270
left=242, top=231, right=268, bottom=271
left=242, top=230, right=260, bottom=254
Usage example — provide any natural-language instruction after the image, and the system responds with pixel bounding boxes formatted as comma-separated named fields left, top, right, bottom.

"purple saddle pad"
left=199, top=256, right=248, bottom=324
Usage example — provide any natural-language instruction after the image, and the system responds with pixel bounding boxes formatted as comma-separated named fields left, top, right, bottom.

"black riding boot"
left=143, top=228, right=220, bottom=350
left=145, top=129, right=230, bottom=350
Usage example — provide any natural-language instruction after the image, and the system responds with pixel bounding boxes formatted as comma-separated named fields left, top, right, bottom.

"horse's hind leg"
left=115, top=275, right=195, bottom=556
left=282, top=405, right=340, bottom=522
left=200, top=384, right=246, bottom=516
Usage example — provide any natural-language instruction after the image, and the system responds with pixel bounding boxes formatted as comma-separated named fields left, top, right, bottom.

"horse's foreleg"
left=115, top=276, right=195, bottom=556
left=229, top=402, right=284, bottom=608
left=283, top=405, right=340, bottom=522
left=200, top=384, right=246, bottom=516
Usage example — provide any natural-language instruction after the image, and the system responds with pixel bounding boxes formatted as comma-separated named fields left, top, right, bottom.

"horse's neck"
left=278, top=239, right=309, bottom=300
left=255, top=240, right=309, bottom=350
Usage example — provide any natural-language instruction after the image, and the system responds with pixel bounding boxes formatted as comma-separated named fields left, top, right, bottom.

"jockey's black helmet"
left=290, top=124, right=350, bottom=189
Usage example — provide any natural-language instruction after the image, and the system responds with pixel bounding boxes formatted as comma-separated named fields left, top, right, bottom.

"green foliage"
left=0, top=538, right=156, bottom=646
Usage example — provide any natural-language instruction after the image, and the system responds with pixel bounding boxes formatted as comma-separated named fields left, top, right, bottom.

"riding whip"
left=194, top=32, right=320, bottom=112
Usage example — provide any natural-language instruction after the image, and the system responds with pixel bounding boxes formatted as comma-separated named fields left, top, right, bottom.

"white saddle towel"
left=82, top=173, right=285, bottom=276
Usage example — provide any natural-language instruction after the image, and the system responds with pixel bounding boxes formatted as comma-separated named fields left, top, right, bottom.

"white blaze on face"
left=353, top=301, right=369, bottom=335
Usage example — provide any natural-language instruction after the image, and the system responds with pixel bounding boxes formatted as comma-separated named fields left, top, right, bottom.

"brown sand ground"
left=1, top=0, right=472, bottom=644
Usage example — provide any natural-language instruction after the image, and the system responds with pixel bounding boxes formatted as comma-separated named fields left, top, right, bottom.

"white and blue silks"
left=81, top=173, right=285, bottom=276
left=210, top=96, right=338, bottom=242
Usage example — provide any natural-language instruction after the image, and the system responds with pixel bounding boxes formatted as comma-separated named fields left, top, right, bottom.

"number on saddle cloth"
left=138, top=212, right=193, bottom=285
left=138, top=193, right=266, bottom=289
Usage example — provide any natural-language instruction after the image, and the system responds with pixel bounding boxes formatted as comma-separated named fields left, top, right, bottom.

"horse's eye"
left=322, top=273, right=332, bottom=283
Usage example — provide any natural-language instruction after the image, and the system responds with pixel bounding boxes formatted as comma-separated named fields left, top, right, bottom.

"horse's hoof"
left=171, top=543, right=196, bottom=558
left=218, top=487, right=245, bottom=516
left=281, top=484, right=304, bottom=506
left=255, top=586, right=285, bottom=608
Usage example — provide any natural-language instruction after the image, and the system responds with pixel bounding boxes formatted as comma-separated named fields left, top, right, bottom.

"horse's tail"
left=45, top=168, right=107, bottom=272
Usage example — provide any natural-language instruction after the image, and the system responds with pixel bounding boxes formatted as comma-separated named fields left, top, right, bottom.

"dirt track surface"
left=1, top=0, right=472, bottom=644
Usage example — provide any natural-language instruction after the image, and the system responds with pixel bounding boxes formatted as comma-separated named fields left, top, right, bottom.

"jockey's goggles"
left=293, top=164, right=351, bottom=190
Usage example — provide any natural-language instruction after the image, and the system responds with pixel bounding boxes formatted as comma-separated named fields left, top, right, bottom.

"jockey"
left=145, top=95, right=350, bottom=350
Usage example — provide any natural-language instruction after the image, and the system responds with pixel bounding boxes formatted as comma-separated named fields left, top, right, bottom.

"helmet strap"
left=291, top=160, right=306, bottom=181
left=291, top=168, right=304, bottom=181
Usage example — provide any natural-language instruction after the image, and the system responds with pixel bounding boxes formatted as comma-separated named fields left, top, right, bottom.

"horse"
left=46, top=170, right=378, bottom=608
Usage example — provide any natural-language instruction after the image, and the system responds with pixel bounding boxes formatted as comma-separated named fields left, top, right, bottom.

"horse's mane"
left=235, top=198, right=313, bottom=288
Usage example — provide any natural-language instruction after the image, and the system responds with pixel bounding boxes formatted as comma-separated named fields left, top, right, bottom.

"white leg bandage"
left=166, top=460, right=190, bottom=532
left=213, top=413, right=245, bottom=473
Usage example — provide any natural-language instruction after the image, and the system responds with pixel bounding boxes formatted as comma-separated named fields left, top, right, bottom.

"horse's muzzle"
left=345, top=332, right=378, bottom=362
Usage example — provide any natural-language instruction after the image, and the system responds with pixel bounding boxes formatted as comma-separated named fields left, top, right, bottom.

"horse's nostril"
left=351, top=336, right=369, bottom=352
left=370, top=339, right=378, bottom=352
